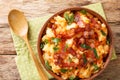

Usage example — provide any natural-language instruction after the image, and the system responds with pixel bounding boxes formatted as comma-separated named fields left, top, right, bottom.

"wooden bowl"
left=37, top=7, right=113, bottom=80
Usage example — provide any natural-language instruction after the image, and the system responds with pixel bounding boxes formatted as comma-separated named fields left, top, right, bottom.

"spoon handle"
left=24, top=36, right=48, bottom=80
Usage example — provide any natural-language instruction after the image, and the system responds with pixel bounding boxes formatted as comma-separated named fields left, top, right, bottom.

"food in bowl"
left=38, top=8, right=112, bottom=80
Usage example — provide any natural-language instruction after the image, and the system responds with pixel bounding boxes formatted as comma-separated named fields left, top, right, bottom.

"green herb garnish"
left=74, top=76, right=79, bottom=80
left=80, top=44, right=99, bottom=59
left=44, top=39, right=49, bottom=44
left=69, top=76, right=75, bottom=80
left=107, top=38, right=110, bottom=45
left=40, top=42, right=45, bottom=49
left=80, top=44, right=91, bottom=49
left=53, top=46, right=59, bottom=52
left=64, top=12, right=69, bottom=22
left=45, top=61, right=52, bottom=70
left=93, top=48, right=99, bottom=59
left=52, top=37, right=61, bottom=45
left=83, top=54, right=87, bottom=64
left=93, top=63, right=99, bottom=71
left=40, top=39, right=49, bottom=49
left=64, top=12, right=74, bottom=25
left=80, top=10, right=87, bottom=14
left=101, top=30, right=106, bottom=36
left=68, top=57, right=72, bottom=62
left=64, top=44, right=68, bottom=52
left=60, top=68, right=68, bottom=73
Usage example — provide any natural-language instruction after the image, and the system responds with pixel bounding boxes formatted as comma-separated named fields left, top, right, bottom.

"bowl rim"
left=37, top=7, right=113, bottom=80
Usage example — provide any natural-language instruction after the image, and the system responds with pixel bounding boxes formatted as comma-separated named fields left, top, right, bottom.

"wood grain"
left=0, top=55, right=120, bottom=80
left=0, top=55, right=20, bottom=80
left=95, top=55, right=120, bottom=80
left=0, top=0, right=120, bottom=24
left=0, top=0, right=120, bottom=80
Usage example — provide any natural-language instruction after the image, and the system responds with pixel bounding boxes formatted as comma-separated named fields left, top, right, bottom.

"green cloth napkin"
left=10, top=3, right=117, bottom=80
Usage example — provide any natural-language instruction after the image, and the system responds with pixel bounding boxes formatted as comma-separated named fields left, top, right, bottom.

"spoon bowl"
left=8, top=10, right=28, bottom=37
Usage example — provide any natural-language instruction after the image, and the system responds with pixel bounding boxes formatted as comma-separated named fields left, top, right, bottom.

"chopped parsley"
left=40, top=39, right=49, bottom=49
left=69, top=76, right=75, bottom=80
left=52, top=37, right=61, bottom=45
left=40, top=42, right=45, bottom=49
left=45, top=61, right=52, bottom=70
left=44, top=39, right=49, bottom=44
left=64, top=44, right=68, bottom=52
left=93, top=63, right=99, bottom=71
left=83, top=54, right=87, bottom=64
left=80, top=44, right=99, bottom=59
left=73, top=76, right=79, bottom=80
left=80, top=10, right=87, bottom=14
left=60, top=68, right=68, bottom=73
left=68, top=57, right=72, bottom=62
left=53, top=46, right=59, bottom=52
left=93, top=48, right=99, bottom=59
left=101, top=30, right=106, bottom=36
left=80, top=43, right=91, bottom=49
left=64, top=11, right=74, bottom=25
left=107, top=38, right=110, bottom=45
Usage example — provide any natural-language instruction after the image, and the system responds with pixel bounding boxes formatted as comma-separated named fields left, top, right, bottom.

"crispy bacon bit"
left=77, top=20, right=85, bottom=28
left=91, top=18, right=96, bottom=24
left=66, top=28, right=75, bottom=37
left=95, top=24, right=101, bottom=29
left=68, top=47, right=76, bottom=56
left=85, top=50, right=96, bottom=61
left=90, top=43, right=95, bottom=48
left=51, top=24, right=57, bottom=29
left=86, top=13, right=93, bottom=19
left=79, top=38, right=85, bottom=44
left=47, top=23, right=52, bottom=28
left=74, top=12, right=80, bottom=22
left=62, top=62, right=78, bottom=68
left=75, top=28, right=84, bottom=34
left=83, top=31, right=89, bottom=38
left=94, top=41, right=100, bottom=47
left=89, top=30, right=94, bottom=35
left=50, top=19, right=55, bottom=23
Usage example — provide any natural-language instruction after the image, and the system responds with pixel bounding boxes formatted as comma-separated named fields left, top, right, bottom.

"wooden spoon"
left=8, top=9, right=48, bottom=80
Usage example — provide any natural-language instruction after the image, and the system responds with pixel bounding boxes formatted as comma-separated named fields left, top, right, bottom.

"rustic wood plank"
left=109, top=23, right=120, bottom=54
left=0, top=0, right=120, bottom=24
left=95, top=54, right=120, bottom=80
left=0, top=54, right=120, bottom=80
left=0, top=55, right=20, bottom=80
left=0, top=27, right=16, bottom=55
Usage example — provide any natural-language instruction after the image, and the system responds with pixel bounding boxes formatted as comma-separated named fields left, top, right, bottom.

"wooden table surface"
left=0, top=0, right=120, bottom=80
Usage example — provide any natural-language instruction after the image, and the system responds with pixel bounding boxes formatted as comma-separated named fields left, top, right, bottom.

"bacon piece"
left=85, top=50, right=96, bottom=61
left=62, top=62, right=78, bottom=68
left=54, top=54, right=63, bottom=66
left=78, top=37, right=85, bottom=44
left=95, top=24, right=101, bottom=30
left=74, top=12, right=86, bottom=28
left=90, top=43, right=95, bottom=48
left=75, top=28, right=84, bottom=34
left=74, top=12, right=80, bottom=22
left=66, top=28, right=75, bottom=37
left=83, top=31, right=89, bottom=38
left=68, top=47, right=76, bottom=56
left=77, top=20, right=85, bottom=28
left=51, top=24, right=57, bottom=29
